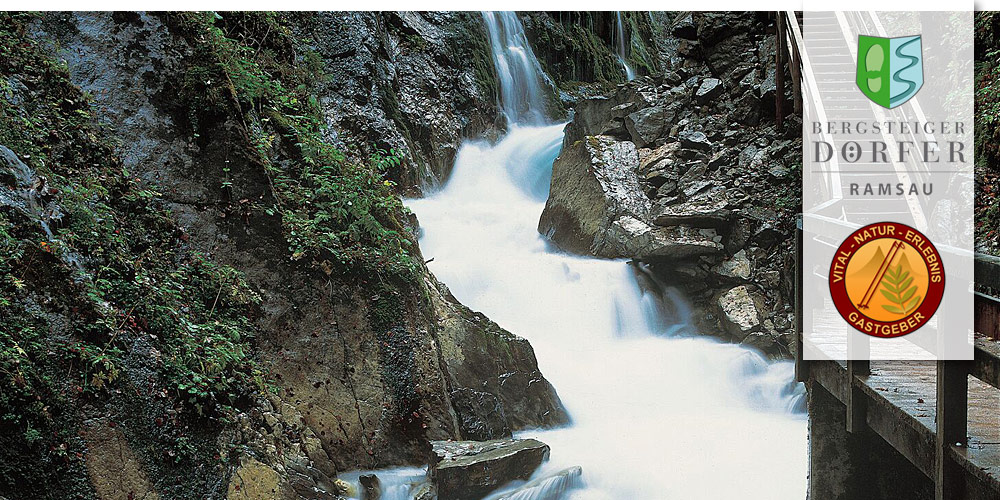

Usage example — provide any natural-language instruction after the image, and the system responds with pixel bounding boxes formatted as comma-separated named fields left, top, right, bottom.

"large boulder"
left=717, top=285, right=765, bottom=339
left=625, top=106, right=670, bottom=148
left=430, top=278, right=570, bottom=436
left=651, top=187, right=736, bottom=228
left=599, top=216, right=723, bottom=260
left=563, top=98, right=634, bottom=144
left=538, top=136, right=649, bottom=256
left=431, top=439, right=550, bottom=500
left=711, top=249, right=752, bottom=281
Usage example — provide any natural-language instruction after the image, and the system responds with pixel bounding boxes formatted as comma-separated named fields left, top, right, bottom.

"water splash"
left=614, top=12, right=636, bottom=81
left=406, top=12, right=804, bottom=498
left=337, top=467, right=428, bottom=500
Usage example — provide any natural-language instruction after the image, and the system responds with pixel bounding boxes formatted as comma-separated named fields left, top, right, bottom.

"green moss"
left=158, top=12, right=418, bottom=281
left=0, top=11, right=268, bottom=498
left=622, top=12, right=660, bottom=77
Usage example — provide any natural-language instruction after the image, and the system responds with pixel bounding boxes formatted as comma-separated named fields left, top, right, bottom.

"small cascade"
left=614, top=12, right=636, bottom=81
left=481, top=11, right=550, bottom=125
left=336, top=467, right=427, bottom=500
left=404, top=10, right=807, bottom=499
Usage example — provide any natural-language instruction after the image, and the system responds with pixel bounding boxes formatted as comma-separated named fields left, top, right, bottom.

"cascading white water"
left=614, top=12, right=636, bottom=81
left=406, top=12, right=808, bottom=500
left=482, top=12, right=551, bottom=125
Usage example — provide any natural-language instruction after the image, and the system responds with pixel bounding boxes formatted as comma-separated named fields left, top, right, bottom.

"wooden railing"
left=795, top=217, right=1000, bottom=499
left=776, top=11, right=803, bottom=126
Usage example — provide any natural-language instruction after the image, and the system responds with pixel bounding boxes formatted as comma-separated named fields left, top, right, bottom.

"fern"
left=880, top=264, right=921, bottom=315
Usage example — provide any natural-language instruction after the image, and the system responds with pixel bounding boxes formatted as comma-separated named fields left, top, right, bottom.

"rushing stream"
left=404, top=12, right=808, bottom=500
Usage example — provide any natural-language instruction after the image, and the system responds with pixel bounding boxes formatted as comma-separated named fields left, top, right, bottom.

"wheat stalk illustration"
left=879, top=264, right=921, bottom=315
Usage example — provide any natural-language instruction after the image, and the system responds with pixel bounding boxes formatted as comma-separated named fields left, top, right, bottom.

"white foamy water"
left=350, top=12, right=807, bottom=499
left=408, top=124, right=807, bottom=499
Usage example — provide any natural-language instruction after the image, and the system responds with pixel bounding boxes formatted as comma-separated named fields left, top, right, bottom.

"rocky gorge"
left=539, top=12, right=801, bottom=357
left=0, top=11, right=804, bottom=500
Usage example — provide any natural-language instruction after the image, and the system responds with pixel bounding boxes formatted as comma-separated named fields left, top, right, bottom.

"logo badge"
left=829, top=222, right=944, bottom=338
left=856, top=35, right=923, bottom=109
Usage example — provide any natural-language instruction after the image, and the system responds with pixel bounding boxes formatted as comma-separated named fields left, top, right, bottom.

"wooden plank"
left=975, top=253, right=1000, bottom=291
left=974, top=293, right=1000, bottom=342
left=775, top=12, right=786, bottom=126
left=973, top=336, right=1000, bottom=389
left=859, top=362, right=937, bottom=477
left=847, top=359, right=870, bottom=433
left=781, top=13, right=803, bottom=113
left=812, top=360, right=848, bottom=403
left=936, top=361, right=972, bottom=500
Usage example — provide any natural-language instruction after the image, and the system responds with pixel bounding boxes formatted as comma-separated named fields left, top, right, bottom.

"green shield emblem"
left=856, top=35, right=923, bottom=109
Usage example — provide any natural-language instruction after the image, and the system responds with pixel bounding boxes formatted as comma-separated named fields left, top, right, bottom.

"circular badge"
left=829, top=222, right=944, bottom=338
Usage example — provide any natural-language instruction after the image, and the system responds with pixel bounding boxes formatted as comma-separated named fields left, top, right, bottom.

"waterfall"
left=615, top=12, right=636, bottom=81
left=481, top=11, right=550, bottom=125
left=405, top=11, right=807, bottom=499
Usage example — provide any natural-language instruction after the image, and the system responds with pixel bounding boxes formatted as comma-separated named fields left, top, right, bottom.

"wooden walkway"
left=795, top=221, right=1000, bottom=499
left=799, top=342, right=1000, bottom=499
left=779, top=11, right=1000, bottom=498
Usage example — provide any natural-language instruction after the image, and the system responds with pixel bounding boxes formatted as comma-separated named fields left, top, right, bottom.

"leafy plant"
left=880, top=264, right=921, bottom=315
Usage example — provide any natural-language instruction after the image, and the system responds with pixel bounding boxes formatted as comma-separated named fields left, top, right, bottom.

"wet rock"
left=228, top=458, right=288, bottom=500
left=695, top=78, right=723, bottom=104
left=83, top=420, right=160, bottom=500
left=712, top=249, right=752, bottom=281
left=600, top=216, right=724, bottom=260
left=652, top=187, right=733, bottom=228
left=496, top=466, right=583, bottom=500
left=678, top=130, right=712, bottom=152
left=750, top=222, right=786, bottom=248
left=768, top=164, right=790, bottom=180
left=672, top=13, right=698, bottom=40
left=411, top=481, right=436, bottom=500
left=625, top=107, right=669, bottom=148
left=449, top=388, right=512, bottom=441
left=296, top=12, right=501, bottom=189
left=359, top=474, right=382, bottom=500
left=563, top=96, right=636, bottom=144
left=431, top=278, right=570, bottom=433
left=538, top=136, right=648, bottom=255
left=432, top=439, right=550, bottom=500
left=717, top=285, right=765, bottom=339
left=331, top=479, right=354, bottom=497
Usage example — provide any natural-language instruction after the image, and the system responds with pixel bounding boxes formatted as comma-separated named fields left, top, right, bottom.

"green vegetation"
left=160, top=12, right=418, bottom=279
left=976, top=12, right=1000, bottom=248
left=0, top=11, right=428, bottom=495
left=0, top=12, right=269, bottom=494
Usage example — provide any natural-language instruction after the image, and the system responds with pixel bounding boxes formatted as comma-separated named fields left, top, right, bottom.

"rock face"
left=295, top=12, right=502, bottom=190
left=538, top=136, right=648, bottom=256
left=5, top=11, right=567, bottom=499
left=83, top=421, right=160, bottom=500
left=430, top=277, right=571, bottom=436
left=602, top=216, right=722, bottom=260
left=535, top=12, right=801, bottom=357
left=717, top=285, right=765, bottom=339
left=431, top=439, right=551, bottom=500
